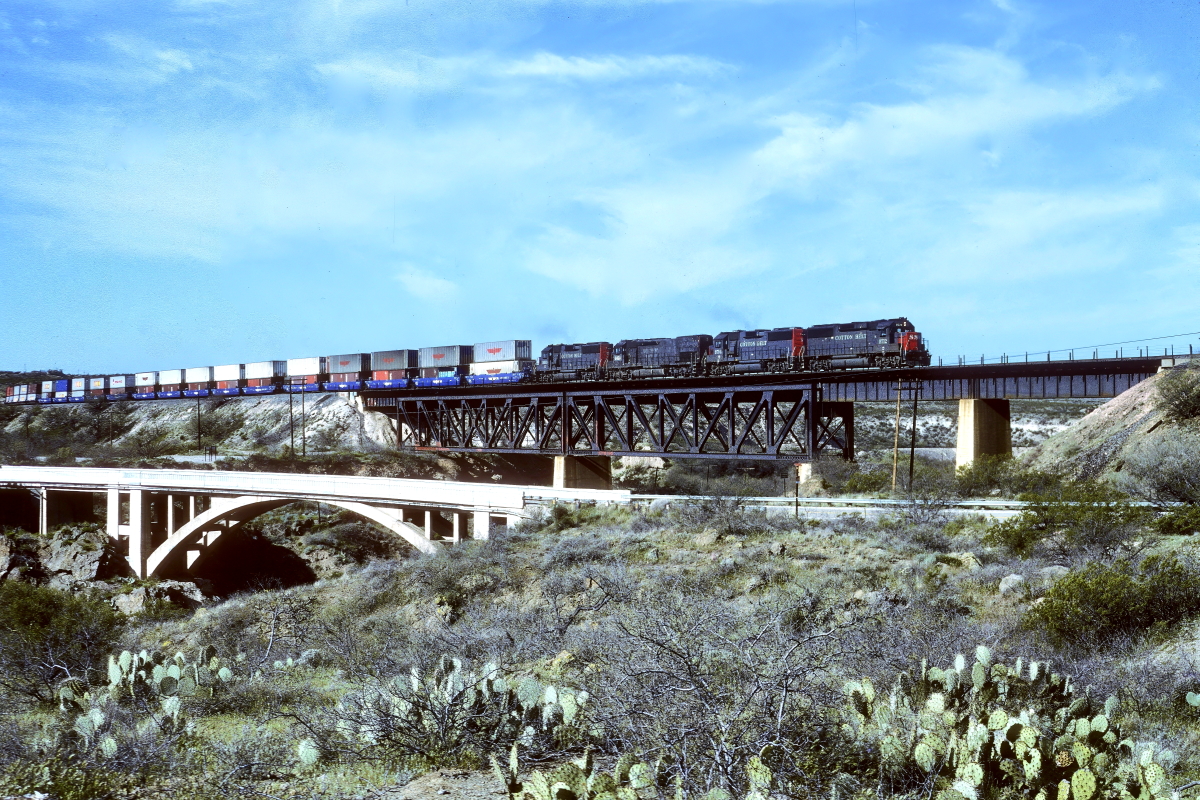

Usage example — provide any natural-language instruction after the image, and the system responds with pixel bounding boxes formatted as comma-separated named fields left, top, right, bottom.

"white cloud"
left=501, top=52, right=729, bottom=80
left=396, top=266, right=457, bottom=299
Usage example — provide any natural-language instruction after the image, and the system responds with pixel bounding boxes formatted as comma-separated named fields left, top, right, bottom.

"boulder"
left=999, top=574, right=1026, bottom=596
left=112, top=580, right=208, bottom=615
left=1038, top=565, right=1070, bottom=581
left=694, top=530, right=721, bottom=546
left=767, top=541, right=786, bottom=556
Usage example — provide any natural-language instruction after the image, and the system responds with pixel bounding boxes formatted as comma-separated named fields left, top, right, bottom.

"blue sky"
left=2, top=0, right=1199, bottom=374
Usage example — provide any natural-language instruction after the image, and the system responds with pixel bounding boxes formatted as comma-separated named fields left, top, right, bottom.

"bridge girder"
left=370, top=387, right=855, bottom=462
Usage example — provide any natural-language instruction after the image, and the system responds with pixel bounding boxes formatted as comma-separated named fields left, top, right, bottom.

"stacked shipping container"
left=244, top=361, right=286, bottom=394
left=284, top=357, right=325, bottom=392
left=325, top=353, right=369, bottom=391
left=367, top=349, right=417, bottom=389
left=212, top=364, right=244, bottom=396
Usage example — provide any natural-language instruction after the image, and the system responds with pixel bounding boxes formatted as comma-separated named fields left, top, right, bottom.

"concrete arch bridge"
left=0, top=466, right=629, bottom=580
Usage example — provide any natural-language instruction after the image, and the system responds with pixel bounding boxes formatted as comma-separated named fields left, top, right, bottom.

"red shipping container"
left=330, top=372, right=358, bottom=382
left=160, top=384, right=181, bottom=392
left=372, top=370, right=407, bottom=380
left=217, top=380, right=240, bottom=389
left=187, top=383, right=208, bottom=390
left=246, top=378, right=274, bottom=387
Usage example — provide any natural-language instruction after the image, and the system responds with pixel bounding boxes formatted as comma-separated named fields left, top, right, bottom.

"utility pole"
left=891, top=380, right=902, bottom=494
left=908, top=384, right=920, bottom=491
left=301, top=388, right=307, bottom=457
left=289, top=391, right=295, bottom=454
left=195, top=398, right=202, bottom=453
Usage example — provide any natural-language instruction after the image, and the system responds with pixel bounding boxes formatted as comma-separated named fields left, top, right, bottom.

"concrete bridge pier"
left=955, top=399, right=1012, bottom=470
left=553, top=456, right=613, bottom=490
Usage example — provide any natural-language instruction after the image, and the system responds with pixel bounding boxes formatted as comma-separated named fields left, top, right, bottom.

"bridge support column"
left=126, top=489, right=150, bottom=578
left=107, top=488, right=120, bottom=540
left=473, top=510, right=491, bottom=541
left=552, top=456, right=613, bottom=490
left=38, top=489, right=48, bottom=535
left=955, top=399, right=1012, bottom=470
left=451, top=512, right=462, bottom=544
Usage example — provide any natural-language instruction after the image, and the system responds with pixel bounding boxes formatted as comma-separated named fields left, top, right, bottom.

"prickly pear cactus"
left=842, top=646, right=1175, bottom=800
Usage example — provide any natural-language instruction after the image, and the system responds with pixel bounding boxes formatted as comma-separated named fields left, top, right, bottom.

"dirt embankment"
left=1021, top=368, right=1171, bottom=480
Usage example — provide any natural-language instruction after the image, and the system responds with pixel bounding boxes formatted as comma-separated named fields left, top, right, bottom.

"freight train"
left=2, top=318, right=929, bottom=404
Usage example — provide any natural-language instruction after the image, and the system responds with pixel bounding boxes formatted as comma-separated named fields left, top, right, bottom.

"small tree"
left=983, top=480, right=1151, bottom=560
left=1156, top=361, right=1200, bottom=423
left=0, top=582, right=124, bottom=705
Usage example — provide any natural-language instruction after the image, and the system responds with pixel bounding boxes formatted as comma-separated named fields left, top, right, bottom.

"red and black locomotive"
left=536, top=317, right=929, bottom=381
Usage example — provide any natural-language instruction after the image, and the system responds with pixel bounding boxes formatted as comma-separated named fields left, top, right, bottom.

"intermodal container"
left=135, top=372, right=156, bottom=388
left=245, top=361, right=286, bottom=380
left=89, top=378, right=106, bottom=396
left=469, top=360, right=533, bottom=375
left=286, top=357, right=325, bottom=377
left=327, top=353, right=368, bottom=374
left=370, top=350, right=418, bottom=376
left=213, top=364, right=244, bottom=382
left=473, top=340, right=531, bottom=363
left=184, top=367, right=213, bottom=385
left=71, top=378, right=87, bottom=391
left=54, top=379, right=69, bottom=392
left=69, top=390, right=87, bottom=402
left=184, top=367, right=212, bottom=396
left=418, top=345, right=473, bottom=369
left=157, top=369, right=182, bottom=385
left=420, top=367, right=468, bottom=379
left=41, top=381, right=54, bottom=393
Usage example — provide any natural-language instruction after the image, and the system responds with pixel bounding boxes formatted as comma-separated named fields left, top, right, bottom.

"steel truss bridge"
left=363, top=355, right=1166, bottom=463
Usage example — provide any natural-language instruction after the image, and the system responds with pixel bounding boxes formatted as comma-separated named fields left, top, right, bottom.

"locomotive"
left=2, top=317, right=929, bottom=404
left=536, top=317, right=928, bottom=381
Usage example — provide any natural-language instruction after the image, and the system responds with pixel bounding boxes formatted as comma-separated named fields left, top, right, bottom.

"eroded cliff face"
left=0, top=393, right=400, bottom=458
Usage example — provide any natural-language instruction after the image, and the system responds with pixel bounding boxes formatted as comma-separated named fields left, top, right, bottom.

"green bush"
left=0, top=582, right=123, bottom=705
left=1156, top=362, right=1200, bottom=423
left=1152, top=505, right=1200, bottom=536
left=955, top=454, right=1061, bottom=498
left=1023, top=554, right=1200, bottom=648
left=983, top=480, right=1151, bottom=559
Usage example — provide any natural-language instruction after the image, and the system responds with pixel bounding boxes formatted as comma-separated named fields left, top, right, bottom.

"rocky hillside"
left=0, top=393, right=398, bottom=459
left=1022, top=367, right=1171, bottom=480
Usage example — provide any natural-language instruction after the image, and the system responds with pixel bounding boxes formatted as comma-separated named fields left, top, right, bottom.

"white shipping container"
left=245, top=361, right=286, bottom=380
left=213, top=364, right=244, bottom=382
left=89, top=378, right=106, bottom=390
left=41, top=381, right=54, bottom=393
left=469, top=360, right=534, bottom=375
left=158, top=369, right=183, bottom=385
left=109, top=375, right=132, bottom=390
left=184, top=367, right=213, bottom=383
left=71, top=378, right=87, bottom=391
left=69, top=390, right=85, bottom=397
left=55, top=392, right=68, bottom=398
left=473, top=340, right=532, bottom=363
left=286, top=357, right=323, bottom=377
left=135, top=372, right=157, bottom=387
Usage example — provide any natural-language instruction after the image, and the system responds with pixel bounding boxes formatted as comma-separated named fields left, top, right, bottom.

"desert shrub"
left=540, top=532, right=614, bottom=570
left=1119, top=429, right=1200, bottom=507
left=302, top=521, right=404, bottom=564
left=955, top=454, right=1061, bottom=498
left=576, top=585, right=856, bottom=797
left=0, top=582, right=123, bottom=705
left=843, top=467, right=890, bottom=494
left=1023, top=554, right=1200, bottom=649
left=1156, top=361, right=1200, bottom=422
left=983, top=480, right=1152, bottom=559
left=1152, top=505, right=1200, bottom=536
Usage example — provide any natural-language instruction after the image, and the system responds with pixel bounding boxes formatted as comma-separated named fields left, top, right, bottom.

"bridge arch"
left=145, top=495, right=438, bottom=578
